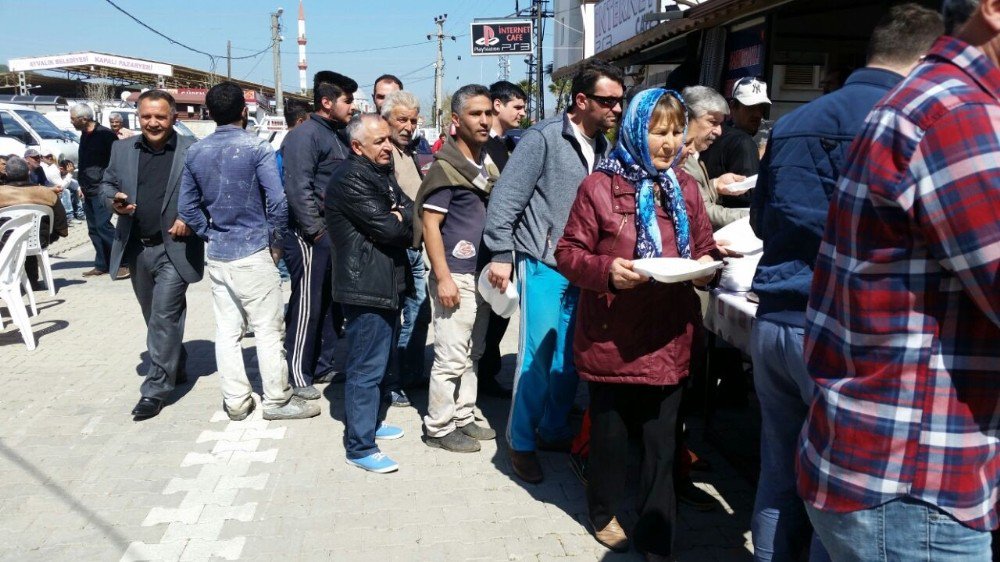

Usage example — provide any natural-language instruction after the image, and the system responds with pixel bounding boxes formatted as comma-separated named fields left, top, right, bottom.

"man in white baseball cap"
left=701, top=76, right=771, bottom=182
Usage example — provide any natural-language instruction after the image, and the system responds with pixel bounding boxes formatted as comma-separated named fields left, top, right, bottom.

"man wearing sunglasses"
left=483, top=60, right=624, bottom=484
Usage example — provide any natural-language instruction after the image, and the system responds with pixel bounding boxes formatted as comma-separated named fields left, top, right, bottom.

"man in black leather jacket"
left=326, top=113, right=414, bottom=474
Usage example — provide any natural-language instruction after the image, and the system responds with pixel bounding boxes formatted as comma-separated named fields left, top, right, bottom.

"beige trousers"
left=424, top=272, right=490, bottom=437
left=207, top=250, right=292, bottom=412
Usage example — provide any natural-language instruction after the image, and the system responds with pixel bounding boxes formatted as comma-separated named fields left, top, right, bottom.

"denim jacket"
left=178, top=125, right=288, bottom=261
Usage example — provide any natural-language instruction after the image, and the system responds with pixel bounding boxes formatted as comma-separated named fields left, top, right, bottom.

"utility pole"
left=227, top=40, right=232, bottom=79
left=271, top=8, right=285, bottom=118
left=498, top=55, right=510, bottom=81
left=534, top=0, right=545, bottom=120
left=428, top=14, right=454, bottom=132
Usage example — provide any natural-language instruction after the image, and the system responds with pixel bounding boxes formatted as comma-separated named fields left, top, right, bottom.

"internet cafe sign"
left=471, top=20, right=533, bottom=56
left=595, top=0, right=675, bottom=52
left=9, top=52, right=173, bottom=77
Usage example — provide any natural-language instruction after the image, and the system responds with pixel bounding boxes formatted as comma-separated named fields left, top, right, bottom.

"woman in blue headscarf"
left=556, top=88, right=721, bottom=560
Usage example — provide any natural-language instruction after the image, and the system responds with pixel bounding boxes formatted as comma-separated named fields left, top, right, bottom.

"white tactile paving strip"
left=121, top=404, right=284, bottom=562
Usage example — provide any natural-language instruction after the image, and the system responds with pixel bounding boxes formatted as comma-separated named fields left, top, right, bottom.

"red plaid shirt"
left=799, top=36, right=1000, bottom=531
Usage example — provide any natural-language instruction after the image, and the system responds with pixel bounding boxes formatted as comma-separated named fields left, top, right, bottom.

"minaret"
left=297, top=1, right=307, bottom=95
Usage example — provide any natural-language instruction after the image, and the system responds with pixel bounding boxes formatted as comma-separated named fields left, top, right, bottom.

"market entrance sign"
left=8, top=52, right=173, bottom=77
left=471, top=20, right=533, bottom=56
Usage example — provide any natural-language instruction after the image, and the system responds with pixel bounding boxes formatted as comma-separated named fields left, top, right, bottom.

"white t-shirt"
left=570, top=121, right=598, bottom=172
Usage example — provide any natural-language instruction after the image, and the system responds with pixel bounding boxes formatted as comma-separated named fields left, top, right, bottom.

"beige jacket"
left=683, top=155, right=748, bottom=231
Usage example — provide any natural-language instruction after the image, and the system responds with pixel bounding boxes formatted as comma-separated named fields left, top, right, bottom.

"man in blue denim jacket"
left=178, top=82, right=319, bottom=422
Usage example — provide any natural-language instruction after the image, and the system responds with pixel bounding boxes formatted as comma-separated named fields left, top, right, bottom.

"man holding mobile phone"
left=98, top=90, right=204, bottom=420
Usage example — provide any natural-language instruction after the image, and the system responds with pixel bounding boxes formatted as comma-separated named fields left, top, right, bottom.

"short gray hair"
left=942, top=0, right=978, bottom=35
left=346, top=113, right=383, bottom=142
left=682, top=86, right=729, bottom=118
left=69, top=103, right=94, bottom=121
left=451, top=84, right=491, bottom=116
left=5, top=156, right=29, bottom=182
left=380, top=91, right=420, bottom=119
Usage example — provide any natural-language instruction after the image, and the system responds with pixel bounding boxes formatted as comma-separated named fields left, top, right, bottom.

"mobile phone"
left=116, top=195, right=130, bottom=206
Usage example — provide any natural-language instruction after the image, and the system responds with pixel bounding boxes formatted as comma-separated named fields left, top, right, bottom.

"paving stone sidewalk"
left=0, top=233, right=754, bottom=562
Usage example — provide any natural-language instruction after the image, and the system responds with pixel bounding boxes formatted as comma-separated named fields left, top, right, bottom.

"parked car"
left=0, top=103, right=79, bottom=163
left=415, top=136, right=433, bottom=174
left=0, top=136, right=28, bottom=160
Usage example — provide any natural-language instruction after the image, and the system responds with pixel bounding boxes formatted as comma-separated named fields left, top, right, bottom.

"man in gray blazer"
left=98, top=90, right=204, bottom=420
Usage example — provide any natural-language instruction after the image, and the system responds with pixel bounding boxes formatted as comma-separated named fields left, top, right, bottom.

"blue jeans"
left=806, top=498, right=991, bottom=562
left=342, top=304, right=397, bottom=460
left=750, top=317, right=829, bottom=562
left=83, top=194, right=114, bottom=272
left=60, top=188, right=73, bottom=217
left=506, top=254, right=579, bottom=452
left=396, top=248, right=431, bottom=387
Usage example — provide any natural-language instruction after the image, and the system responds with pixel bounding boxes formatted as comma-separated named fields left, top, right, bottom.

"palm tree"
left=548, top=77, right=571, bottom=114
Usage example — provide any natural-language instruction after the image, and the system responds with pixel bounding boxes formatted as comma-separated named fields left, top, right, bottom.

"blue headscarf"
left=595, top=88, right=690, bottom=259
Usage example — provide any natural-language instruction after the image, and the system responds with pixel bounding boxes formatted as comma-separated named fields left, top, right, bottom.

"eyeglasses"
left=586, top=94, right=624, bottom=109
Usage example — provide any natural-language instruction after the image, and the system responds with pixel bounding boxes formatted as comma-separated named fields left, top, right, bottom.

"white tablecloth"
left=703, top=289, right=758, bottom=356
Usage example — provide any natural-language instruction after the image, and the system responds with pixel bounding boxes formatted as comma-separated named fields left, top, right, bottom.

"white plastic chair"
left=0, top=204, right=56, bottom=297
left=0, top=215, right=37, bottom=317
left=0, top=215, right=37, bottom=350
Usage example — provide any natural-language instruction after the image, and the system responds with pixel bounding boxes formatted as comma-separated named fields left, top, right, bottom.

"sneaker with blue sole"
left=375, top=424, right=404, bottom=440
left=346, top=452, right=399, bottom=473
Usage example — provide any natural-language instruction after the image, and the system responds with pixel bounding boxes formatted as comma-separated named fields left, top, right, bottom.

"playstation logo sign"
left=471, top=20, right=532, bottom=56
left=475, top=26, right=501, bottom=47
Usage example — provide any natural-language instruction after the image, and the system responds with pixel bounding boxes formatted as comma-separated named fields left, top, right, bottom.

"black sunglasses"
left=586, top=94, right=624, bottom=109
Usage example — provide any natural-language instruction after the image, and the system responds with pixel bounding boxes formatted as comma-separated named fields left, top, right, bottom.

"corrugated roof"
left=3, top=51, right=308, bottom=103
left=552, top=0, right=793, bottom=79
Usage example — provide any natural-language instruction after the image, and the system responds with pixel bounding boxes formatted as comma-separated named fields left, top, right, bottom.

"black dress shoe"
left=131, top=397, right=163, bottom=420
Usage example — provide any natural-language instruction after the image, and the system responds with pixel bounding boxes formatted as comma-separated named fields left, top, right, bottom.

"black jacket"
left=325, top=153, right=413, bottom=310
left=281, top=113, right=351, bottom=239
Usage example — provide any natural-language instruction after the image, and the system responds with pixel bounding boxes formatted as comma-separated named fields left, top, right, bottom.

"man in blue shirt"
left=747, top=5, right=944, bottom=560
left=178, top=82, right=319, bottom=422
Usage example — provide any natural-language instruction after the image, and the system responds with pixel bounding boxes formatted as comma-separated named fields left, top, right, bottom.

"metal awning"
left=552, top=0, right=793, bottom=79
left=5, top=52, right=308, bottom=103
left=0, top=94, right=69, bottom=106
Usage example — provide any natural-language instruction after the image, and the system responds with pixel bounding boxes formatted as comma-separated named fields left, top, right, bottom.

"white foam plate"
left=720, top=174, right=757, bottom=196
left=713, top=216, right=763, bottom=255
left=632, top=258, right=724, bottom=284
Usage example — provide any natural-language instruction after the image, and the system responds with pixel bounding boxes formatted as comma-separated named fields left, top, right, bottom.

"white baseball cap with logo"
left=731, top=77, right=772, bottom=106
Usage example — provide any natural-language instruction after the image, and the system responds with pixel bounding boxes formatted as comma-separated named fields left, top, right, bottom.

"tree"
left=82, top=81, right=114, bottom=109
left=438, top=92, right=453, bottom=130
left=549, top=77, right=571, bottom=114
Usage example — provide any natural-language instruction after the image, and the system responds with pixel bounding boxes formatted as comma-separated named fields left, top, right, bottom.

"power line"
left=103, top=0, right=271, bottom=61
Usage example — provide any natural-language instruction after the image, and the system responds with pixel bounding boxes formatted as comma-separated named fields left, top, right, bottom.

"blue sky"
left=0, top=0, right=553, bottom=115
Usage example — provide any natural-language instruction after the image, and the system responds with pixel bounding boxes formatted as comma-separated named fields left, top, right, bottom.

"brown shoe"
left=116, top=266, right=131, bottom=279
left=509, top=450, right=543, bottom=484
left=593, top=516, right=630, bottom=552
left=82, top=268, right=107, bottom=277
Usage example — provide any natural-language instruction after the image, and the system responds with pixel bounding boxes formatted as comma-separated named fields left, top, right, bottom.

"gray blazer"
left=97, top=134, right=204, bottom=283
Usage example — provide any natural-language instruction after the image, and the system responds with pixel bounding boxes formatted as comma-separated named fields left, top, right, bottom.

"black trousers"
left=587, top=381, right=682, bottom=557
left=283, top=231, right=341, bottom=387
left=127, top=242, right=190, bottom=400
left=478, top=310, right=510, bottom=385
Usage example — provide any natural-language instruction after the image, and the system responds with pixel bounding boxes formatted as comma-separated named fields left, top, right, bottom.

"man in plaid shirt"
left=800, top=1, right=1000, bottom=559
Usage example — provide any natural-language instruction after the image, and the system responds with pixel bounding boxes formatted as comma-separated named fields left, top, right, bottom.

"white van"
left=0, top=103, right=79, bottom=163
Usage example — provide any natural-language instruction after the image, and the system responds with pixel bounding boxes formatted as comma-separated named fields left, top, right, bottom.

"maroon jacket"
left=555, top=168, right=717, bottom=386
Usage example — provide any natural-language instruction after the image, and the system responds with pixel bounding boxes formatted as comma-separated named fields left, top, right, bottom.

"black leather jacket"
left=325, top=153, right=414, bottom=310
